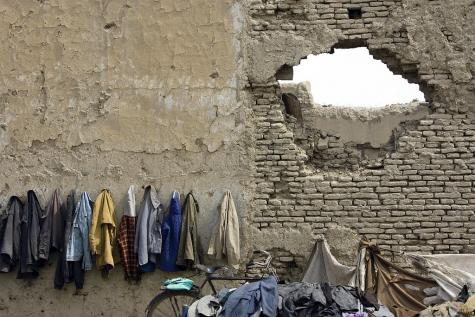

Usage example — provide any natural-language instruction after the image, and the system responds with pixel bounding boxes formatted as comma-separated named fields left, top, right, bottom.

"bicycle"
left=145, top=250, right=276, bottom=317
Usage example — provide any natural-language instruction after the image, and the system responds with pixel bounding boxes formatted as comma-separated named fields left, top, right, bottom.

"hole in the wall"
left=278, top=47, right=426, bottom=108
left=348, top=8, right=362, bottom=19
left=276, top=65, right=293, bottom=80
left=104, top=22, right=117, bottom=30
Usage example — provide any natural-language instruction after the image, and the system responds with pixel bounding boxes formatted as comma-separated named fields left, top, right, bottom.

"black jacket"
left=17, top=190, right=43, bottom=279
left=54, top=191, right=78, bottom=289
left=0, top=196, right=22, bottom=272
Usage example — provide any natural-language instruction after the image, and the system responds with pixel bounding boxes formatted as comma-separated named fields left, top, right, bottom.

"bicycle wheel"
left=145, top=290, right=199, bottom=317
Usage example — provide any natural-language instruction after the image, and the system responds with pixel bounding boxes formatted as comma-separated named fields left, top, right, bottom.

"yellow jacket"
left=89, top=189, right=116, bottom=271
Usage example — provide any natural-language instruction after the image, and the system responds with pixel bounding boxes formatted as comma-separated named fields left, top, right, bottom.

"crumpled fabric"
left=207, top=191, right=240, bottom=269
left=164, top=278, right=194, bottom=291
left=89, top=189, right=116, bottom=272
left=331, top=286, right=360, bottom=312
left=418, top=301, right=463, bottom=317
left=408, top=254, right=475, bottom=304
left=302, top=239, right=356, bottom=286
left=188, top=295, right=221, bottom=317
left=0, top=196, right=22, bottom=272
left=17, top=190, right=43, bottom=279
left=279, top=282, right=327, bottom=316
left=135, top=185, right=163, bottom=272
left=460, top=294, right=475, bottom=315
left=362, top=240, right=438, bottom=317
left=278, top=282, right=360, bottom=317
left=176, top=192, right=201, bottom=267
left=220, top=276, right=278, bottom=317
left=159, top=191, right=182, bottom=272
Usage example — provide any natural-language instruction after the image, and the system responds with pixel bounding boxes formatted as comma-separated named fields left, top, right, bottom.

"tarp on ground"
left=408, top=254, right=475, bottom=302
left=362, top=240, right=438, bottom=317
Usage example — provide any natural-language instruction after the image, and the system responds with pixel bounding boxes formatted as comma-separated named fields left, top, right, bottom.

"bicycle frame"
left=197, top=274, right=263, bottom=296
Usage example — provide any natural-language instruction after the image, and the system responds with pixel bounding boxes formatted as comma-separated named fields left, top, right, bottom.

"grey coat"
left=38, top=189, right=60, bottom=261
left=135, top=185, right=164, bottom=269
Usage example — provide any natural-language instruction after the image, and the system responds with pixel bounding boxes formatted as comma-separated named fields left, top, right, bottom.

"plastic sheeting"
left=362, top=241, right=438, bottom=317
left=408, top=254, right=475, bottom=302
left=302, top=239, right=356, bottom=286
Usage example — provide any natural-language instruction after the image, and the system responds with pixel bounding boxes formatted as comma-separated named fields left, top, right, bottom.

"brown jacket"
left=177, top=192, right=201, bottom=267
left=207, top=191, right=240, bottom=269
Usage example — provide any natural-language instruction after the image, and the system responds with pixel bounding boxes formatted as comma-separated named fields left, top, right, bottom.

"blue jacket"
left=221, top=276, right=278, bottom=317
left=66, top=192, right=93, bottom=270
left=159, top=191, right=182, bottom=272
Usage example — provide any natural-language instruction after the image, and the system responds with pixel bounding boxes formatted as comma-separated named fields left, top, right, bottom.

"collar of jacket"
left=6, top=196, right=23, bottom=215
left=125, top=185, right=136, bottom=217
left=80, top=192, right=93, bottom=205
left=146, top=185, right=161, bottom=209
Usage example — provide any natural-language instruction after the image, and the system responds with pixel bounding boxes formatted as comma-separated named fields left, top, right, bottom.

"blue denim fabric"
left=159, top=191, right=182, bottom=272
left=221, top=276, right=278, bottom=317
left=66, top=192, right=93, bottom=270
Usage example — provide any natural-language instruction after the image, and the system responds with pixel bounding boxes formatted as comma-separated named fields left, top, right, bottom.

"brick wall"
left=246, top=0, right=475, bottom=278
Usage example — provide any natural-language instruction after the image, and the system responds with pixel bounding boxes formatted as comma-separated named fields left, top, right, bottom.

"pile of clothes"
left=187, top=277, right=278, bottom=317
left=278, top=282, right=376, bottom=317
left=0, top=187, right=241, bottom=291
left=417, top=292, right=475, bottom=317
left=164, top=236, right=475, bottom=317
left=182, top=278, right=376, bottom=317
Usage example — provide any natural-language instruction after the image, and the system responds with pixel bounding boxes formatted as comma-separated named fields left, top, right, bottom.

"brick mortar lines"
left=248, top=0, right=454, bottom=87
left=245, top=0, right=475, bottom=279
left=251, top=87, right=475, bottom=278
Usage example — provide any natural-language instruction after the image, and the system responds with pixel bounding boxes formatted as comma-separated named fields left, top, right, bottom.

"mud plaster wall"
left=246, top=0, right=475, bottom=278
left=1, top=0, right=475, bottom=315
left=0, top=1, right=252, bottom=316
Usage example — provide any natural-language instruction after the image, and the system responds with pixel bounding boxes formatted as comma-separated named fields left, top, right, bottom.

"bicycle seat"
left=195, top=264, right=229, bottom=274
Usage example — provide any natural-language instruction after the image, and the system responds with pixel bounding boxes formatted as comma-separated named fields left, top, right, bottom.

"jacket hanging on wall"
left=159, top=191, right=182, bottom=272
left=38, top=189, right=60, bottom=263
left=135, top=185, right=164, bottom=272
left=207, top=191, right=240, bottom=269
left=176, top=192, right=201, bottom=267
left=90, top=189, right=116, bottom=273
left=0, top=196, right=22, bottom=273
left=66, top=192, right=93, bottom=270
left=65, top=192, right=93, bottom=289
left=54, top=190, right=76, bottom=289
left=50, top=189, right=64, bottom=252
left=118, top=185, right=140, bottom=281
left=17, top=190, right=43, bottom=279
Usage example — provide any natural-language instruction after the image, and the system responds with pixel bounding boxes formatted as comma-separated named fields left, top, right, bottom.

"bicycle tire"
left=145, top=290, right=200, bottom=317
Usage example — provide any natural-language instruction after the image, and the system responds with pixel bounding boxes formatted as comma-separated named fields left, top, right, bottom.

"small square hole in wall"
left=348, top=8, right=362, bottom=19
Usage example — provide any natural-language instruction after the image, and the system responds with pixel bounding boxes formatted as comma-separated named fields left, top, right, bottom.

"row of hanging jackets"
left=0, top=186, right=240, bottom=289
